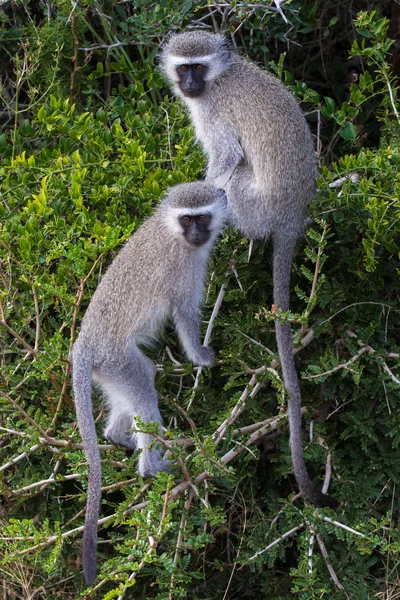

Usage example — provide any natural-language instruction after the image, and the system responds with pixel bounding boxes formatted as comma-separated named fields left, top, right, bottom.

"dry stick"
left=233, top=414, right=292, bottom=435
left=12, top=473, right=80, bottom=494
left=316, top=534, right=349, bottom=595
left=0, top=426, right=27, bottom=437
left=214, top=377, right=262, bottom=445
left=316, top=515, right=366, bottom=538
left=214, top=327, right=316, bottom=445
left=237, top=330, right=275, bottom=355
left=246, top=524, right=305, bottom=563
left=31, top=283, right=40, bottom=353
left=188, top=275, right=230, bottom=407
left=319, top=302, right=399, bottom=328
left=222, top=489, right=247, bottom=600
left=0, top=418, right=115, bottom=473
left=0, top=444, right=40, bottom=473
left=117, top=488, right=171, bottom=600
left=220, top=408, right=306, bottom=465
left=322, top=450, right=333, bottom=495
left=318, top=329, right=400, bottom=385
left=0, top=390, right=52, bottom=442
left=308, top=525, right=316, bottom=574
left=168, top=490, right=195, bottom=600
left=382, top=362, right=400, bottom=386
left=40, top=455, right=63, bottom=492
left=0, top=301, right=37, bottom=357
left=303, top=344, right=372, bottom=379
left=382, top=67, right=400, bottom=123
left=170, top=400, right=198, bottom=435
left=346, top=328, right=400, bottom=359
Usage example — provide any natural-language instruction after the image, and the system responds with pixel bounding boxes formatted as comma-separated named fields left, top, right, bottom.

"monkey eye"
left=197, top=215, right=205, bottom=221
left=180, top=65, right=189, bottom=72
left=195, top=64, right=204, bottom=71
left=183, top=215, right=191, bottom=222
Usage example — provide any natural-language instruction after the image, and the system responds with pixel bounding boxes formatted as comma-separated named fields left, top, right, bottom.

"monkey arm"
left=204, top=123, right=244, bottom=189
left=172, top=304, right=215, bottom=367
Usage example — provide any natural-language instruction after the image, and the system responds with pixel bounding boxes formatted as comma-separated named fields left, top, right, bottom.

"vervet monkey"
left=72, top=182, right=227, bottom=584
left=160, top=31, right=338, bottom=508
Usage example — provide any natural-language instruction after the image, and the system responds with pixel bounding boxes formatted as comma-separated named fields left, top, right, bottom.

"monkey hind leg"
left=224, top=166, right=272, bottom=240
left=94, top=350, right=170, bottom=478
left=93, top=372, right=137, bottom=449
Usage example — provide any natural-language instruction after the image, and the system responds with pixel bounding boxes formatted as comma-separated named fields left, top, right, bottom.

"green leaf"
left=340, top=122, right=358, bottom=140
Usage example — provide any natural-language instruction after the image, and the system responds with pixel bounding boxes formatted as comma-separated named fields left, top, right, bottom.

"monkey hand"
left=194, top=346, right=215, bottom=367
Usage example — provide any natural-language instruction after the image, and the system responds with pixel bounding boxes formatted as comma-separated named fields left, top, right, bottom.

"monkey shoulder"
left=217, top=58, right=306, bottom=123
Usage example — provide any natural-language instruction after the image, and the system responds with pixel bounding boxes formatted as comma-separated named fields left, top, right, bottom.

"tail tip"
left=315, top=491, right=340, bottom=509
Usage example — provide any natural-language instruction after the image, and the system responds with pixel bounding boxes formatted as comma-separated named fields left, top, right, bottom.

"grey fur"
left=72, top=182, right=227, bottom=584
left=161, top=31, right=338, bottom=508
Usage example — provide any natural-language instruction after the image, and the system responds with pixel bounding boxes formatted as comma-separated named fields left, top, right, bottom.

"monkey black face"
left=179, top=213, right=212, bottom=247
left=176, top=64, right=207, bottom=98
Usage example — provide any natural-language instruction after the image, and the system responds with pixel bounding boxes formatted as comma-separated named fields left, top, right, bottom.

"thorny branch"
left=304, top=328, right=400, bottom=384
left=9, top=409, right=294, bottom=558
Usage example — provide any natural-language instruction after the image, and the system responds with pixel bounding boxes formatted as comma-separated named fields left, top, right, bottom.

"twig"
left=316, top=534, right=349, bottom=595
left=309, top=222, right=328, bottom=304
left=169, top=490, right=195, bottom=600
left=0, top=391, right=53, bottom=441
left=70, top=12, right=80, bottom=98
left=322, top=450, right=333, bottom=495
left=12, top=473, right=80, bottom=494
left=245, top=524, right=305, bottom=563
left=170, top=400, right=198, bottom=435
left=308, top=525, right=316, bottom=574
left=237, top=331, right=275, bottom=355
left=381, top=68, right=400, bottom=123
left=0, top=299, right=37, bottom=357
left=0, top=444, right=40, bottom=473
left=117, top=486, right=172, bottom=600
left=79, top=39, right=149, bottom=52
left=213, top=373, right=261, bottom=444
left=189, top=275, right=230, bottom=404
left=319, top=301, right=399, bottom=327
left=303, top=345, right=372, bottom=379
left=316, top=514, right=366, bottom=538
left=0, top=426, right=27, bottom=437
left=220, top=408, right=306, bottom=465
left=382, top=362, right=400, bottom=385
left=31, top=283, right=40, bottom=353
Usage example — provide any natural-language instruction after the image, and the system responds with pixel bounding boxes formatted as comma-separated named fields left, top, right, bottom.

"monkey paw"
left=138, top=453, right=171, bottom=478
left=194, top=346, right=215, bottom=367
left=104, top=432, right=137, bottom=450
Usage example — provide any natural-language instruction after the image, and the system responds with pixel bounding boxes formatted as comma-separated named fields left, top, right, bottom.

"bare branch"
left=245, top=524, right=305, bottom=563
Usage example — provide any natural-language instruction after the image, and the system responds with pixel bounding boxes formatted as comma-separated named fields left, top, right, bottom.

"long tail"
left=273, top=233, right=339, bottom=508
left=72, top=341, right=102, bottom=584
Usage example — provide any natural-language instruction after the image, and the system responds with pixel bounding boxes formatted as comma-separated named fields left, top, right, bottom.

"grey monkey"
left=72, top=182, right=227, bottom=584
left=160, top=31, right=338, bottom=508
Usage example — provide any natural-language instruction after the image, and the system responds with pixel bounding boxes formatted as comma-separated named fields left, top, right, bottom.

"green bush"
left=1, top=5, right=399, bottom=600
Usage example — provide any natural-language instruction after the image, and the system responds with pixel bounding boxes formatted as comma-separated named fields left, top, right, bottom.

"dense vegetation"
left=0, top=2, right=399, bottom=598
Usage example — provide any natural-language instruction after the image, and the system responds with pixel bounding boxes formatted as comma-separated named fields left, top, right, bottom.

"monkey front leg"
left=173, top=304, right=215, bottom=367
left=204, top=123, right=243, bottom=189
